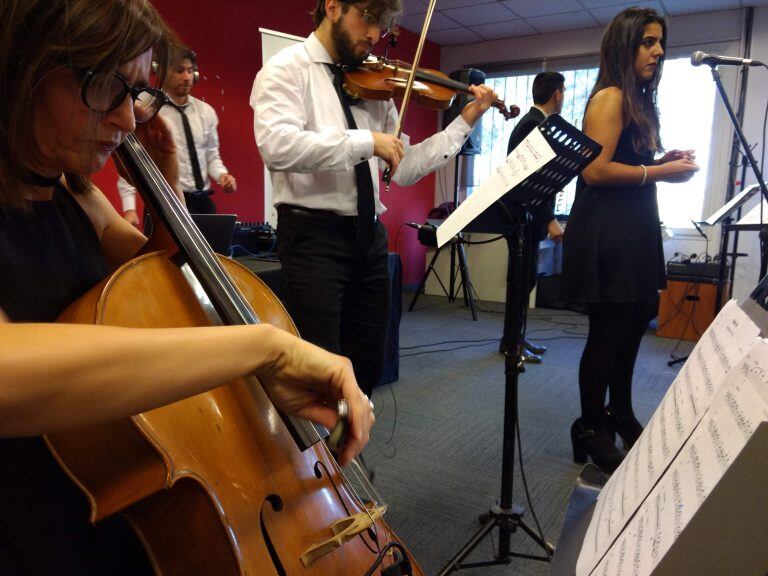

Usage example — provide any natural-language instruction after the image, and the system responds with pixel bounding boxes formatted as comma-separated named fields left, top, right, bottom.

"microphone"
left=691, top=219, right=707, bottom=240
left=690, top=51, right=764, bottom=67
left=405, top=221, right=436, bottom=231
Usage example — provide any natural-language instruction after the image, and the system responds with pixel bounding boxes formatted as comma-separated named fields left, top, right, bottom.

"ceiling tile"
left=401, top=0, right=426, bottom=16
left=589, top=1, right=667, bottom=25
left=661, top=0, right=739, bottom=16
left=579, top=0, right=635, bottom=7
left=442, top=3, right=518, bottom=26
left=399, top=10, right=463, bottom=31
left=502, top=0, right=583, bottom=18
left=527, top=10, right=600, bottom=33
left=427, top=27, right=485, bottom=45
left=472, top=18, right=538, bottom=39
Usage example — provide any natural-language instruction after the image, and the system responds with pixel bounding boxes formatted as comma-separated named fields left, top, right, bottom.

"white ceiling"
left=398, top=0, right=768, bottom=45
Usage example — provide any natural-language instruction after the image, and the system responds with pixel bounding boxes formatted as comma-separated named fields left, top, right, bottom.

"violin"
left=343, top=56, right=520, bottom=121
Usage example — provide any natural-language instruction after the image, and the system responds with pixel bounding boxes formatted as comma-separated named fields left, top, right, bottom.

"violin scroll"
left=502, top=103, right=521, bottom=121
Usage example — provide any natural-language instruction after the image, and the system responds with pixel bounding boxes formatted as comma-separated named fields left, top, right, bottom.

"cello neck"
left=114, top=134, right=321, bottom=451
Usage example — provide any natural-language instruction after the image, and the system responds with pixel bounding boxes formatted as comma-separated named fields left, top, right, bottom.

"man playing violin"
left=251, top=0, right=498, bottom=398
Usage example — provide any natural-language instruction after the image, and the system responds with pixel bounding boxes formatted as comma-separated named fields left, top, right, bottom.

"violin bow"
left=382, top=0, right=438, bottom=188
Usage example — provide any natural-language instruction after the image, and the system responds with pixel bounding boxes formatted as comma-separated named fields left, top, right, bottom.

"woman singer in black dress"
left=562, top=7, right=699, bottom=473
left=0, top=1, right=374, bottom=573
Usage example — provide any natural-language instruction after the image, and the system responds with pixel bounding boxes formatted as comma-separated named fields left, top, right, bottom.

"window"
left=471, top=57, right=717, bottom=228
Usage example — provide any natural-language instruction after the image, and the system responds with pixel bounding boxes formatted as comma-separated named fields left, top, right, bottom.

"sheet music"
left=589, top=339, right=768, bottom=576
left=735, top=199, right=768, bottom=227
left=576, top=300, right=761, bottom=576
left=436, top=128, right=555, bottom=247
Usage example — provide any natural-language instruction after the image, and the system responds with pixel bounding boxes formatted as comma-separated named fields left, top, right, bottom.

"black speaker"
left=442, top=68, right=486, bottom=156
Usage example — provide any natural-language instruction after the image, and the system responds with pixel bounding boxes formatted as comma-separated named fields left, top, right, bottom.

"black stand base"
left=437, top=504, right=553, bottom=574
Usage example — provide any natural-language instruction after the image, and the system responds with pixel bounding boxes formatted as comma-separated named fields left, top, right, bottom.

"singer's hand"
left=658, top=149, right=695, bottom=164
left=373, top=132, right=404, bottom=176
left=460, top=85, right=497, bottom=126
left=659, top=158, right=699, bottom=183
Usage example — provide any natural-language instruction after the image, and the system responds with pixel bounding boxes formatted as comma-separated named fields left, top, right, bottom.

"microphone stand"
left=709, top=66, right=768, bottom=290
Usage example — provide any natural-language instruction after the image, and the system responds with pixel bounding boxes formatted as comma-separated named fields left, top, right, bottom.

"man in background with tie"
left=120, top=47, right=237, bottom=223
left=251, top=0, right=496, bottom=397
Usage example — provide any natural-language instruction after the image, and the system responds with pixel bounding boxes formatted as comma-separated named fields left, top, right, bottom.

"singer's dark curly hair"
left=590, top=7, right=666, bottom=154
left=312, top=0, right=402, bottom=29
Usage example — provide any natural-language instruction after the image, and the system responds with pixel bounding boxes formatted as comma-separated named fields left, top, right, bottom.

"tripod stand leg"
left=436, top=514, right=500, bottom=576
left=409, top=245, right=443, bottom=312
left=456, top=241, right=478, bottom=321
left=516, top=516, right=555, bottom=555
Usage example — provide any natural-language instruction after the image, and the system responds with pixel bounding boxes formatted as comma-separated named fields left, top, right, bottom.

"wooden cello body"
left=46, top=136, right=423, bottom=575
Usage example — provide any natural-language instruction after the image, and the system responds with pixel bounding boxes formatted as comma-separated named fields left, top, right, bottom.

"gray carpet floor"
left=365, top=294, right=695, bottom=576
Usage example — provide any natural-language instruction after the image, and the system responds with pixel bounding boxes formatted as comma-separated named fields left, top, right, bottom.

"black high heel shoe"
left=604, top=406, right=644, bottom=450
left=570, top=418, right=624, bottom=474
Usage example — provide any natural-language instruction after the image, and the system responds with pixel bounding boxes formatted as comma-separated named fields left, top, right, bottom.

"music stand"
left=437, top=115, right=602, bottom=575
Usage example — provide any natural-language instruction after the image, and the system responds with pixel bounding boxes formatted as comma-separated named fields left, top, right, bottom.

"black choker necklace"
left=27, top=171, right=62, bottom=187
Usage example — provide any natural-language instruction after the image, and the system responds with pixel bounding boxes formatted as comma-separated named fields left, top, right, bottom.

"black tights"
left=578, top=300, right=656, bottom=429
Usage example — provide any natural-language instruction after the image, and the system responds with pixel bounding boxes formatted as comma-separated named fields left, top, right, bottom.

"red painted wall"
left=92, top=1, right=441, bottom=285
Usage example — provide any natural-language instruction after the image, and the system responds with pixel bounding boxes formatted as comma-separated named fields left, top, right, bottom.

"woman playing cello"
left=0, top=1, right=374, bottom=573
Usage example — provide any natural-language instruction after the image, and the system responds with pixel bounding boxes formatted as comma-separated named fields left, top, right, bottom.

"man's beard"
left=331, top=16, right=368, bottom=67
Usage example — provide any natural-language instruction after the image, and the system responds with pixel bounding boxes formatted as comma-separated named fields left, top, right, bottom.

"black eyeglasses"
left=354, top=6, right=392, bottom=38
left=76, top=68, right=169, bottom=124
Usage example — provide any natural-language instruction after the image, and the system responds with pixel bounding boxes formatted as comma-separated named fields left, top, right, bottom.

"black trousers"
left=276, top=205, right=390, bottom=397
left=184, top=191, right=216, bottom=214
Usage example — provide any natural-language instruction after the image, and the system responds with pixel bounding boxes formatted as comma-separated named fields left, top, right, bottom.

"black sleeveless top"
left=561, top=123, right=666, bottom=303
left=0, top=184, right=152, bottom=575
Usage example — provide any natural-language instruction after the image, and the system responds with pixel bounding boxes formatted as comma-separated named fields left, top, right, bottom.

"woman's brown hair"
left=0, top=0, right=177, bottom=208
left=590, top=7, right=667, bottom=154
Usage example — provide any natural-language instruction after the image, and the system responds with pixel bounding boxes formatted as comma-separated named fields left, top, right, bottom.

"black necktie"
left=174, top=104, right=205, bottom=192
left=328, top=65, right=375, bottom=248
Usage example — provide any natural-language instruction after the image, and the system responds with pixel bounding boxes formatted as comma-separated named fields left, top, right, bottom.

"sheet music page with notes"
left=588, top=338, right=768, bottom=576
left=436, top=129, right=555, bottom=247
left=575, top=300, right=761, bottom=576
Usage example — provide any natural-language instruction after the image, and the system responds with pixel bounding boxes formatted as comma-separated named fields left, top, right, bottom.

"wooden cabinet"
left=656, top=279, right=729, bottom=342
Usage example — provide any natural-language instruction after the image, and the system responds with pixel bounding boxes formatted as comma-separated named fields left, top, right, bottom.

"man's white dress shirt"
left=118, top=95, right=228, bottom=211
left=251, top=33, right=474, bottom=217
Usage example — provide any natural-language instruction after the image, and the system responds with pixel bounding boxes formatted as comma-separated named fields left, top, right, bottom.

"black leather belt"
left=183, top=190, right=214, bottom=199
left=278, top=204, right=378, bottom=224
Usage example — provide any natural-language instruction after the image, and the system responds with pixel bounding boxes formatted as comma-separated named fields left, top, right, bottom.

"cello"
left=45, top=133, right=423, bottom=575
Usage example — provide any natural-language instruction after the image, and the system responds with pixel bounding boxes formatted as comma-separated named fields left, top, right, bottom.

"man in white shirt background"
left=251, top=0, right=497, bottom=397
left=120, top=47, right=237, bottom=224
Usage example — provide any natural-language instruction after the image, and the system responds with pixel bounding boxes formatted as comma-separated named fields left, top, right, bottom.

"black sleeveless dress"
left=0, top=184, right=153, bottom=575
left=561, top=123, right=666, bottom=303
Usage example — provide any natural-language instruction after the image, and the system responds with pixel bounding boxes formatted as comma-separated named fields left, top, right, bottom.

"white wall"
left=428, top=8, right=768, bottom=303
